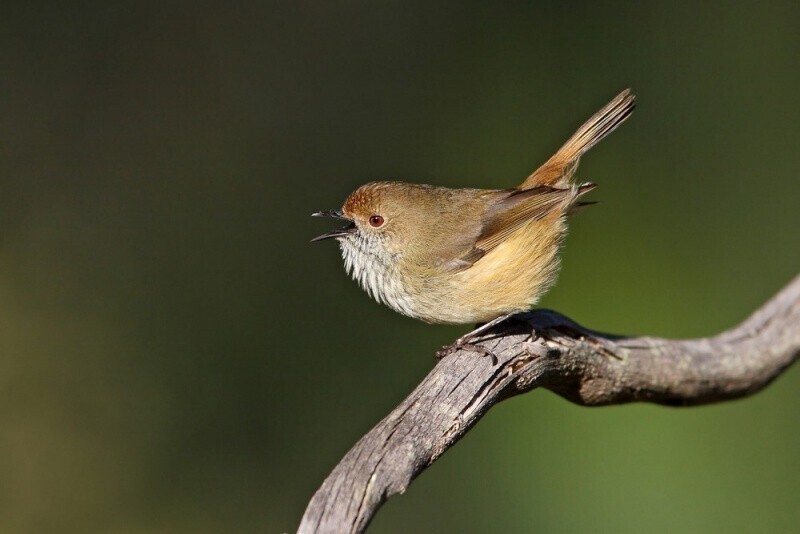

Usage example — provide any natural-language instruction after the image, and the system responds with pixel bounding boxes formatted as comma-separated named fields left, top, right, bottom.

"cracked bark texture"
left=298, top=275, right=800, bottom=533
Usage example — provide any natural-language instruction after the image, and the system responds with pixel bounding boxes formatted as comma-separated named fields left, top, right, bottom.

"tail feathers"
left=521, top=89, right=635, bottom=189
left=568, top=200, right=598, bottom=215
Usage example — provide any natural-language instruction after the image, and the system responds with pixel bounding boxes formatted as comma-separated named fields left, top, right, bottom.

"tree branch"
left=299, top=275, right=800, bottom=533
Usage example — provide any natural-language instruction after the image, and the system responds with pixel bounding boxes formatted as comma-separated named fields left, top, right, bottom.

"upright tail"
left=520, top=89, right=635, bottom=189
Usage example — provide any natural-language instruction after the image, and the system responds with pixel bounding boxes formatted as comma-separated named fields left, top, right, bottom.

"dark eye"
left=368, top=215, right=384, bottom=227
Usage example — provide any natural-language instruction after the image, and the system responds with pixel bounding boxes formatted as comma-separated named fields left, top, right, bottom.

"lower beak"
left=311, top=222, right=356, bottom=242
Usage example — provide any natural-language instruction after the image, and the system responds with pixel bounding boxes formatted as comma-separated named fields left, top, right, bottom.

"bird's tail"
left=520, top=89, right=635, bottom=189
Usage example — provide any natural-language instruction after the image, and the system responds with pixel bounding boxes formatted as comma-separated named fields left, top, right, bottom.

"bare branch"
left=299, top=275, right=800, bottom=533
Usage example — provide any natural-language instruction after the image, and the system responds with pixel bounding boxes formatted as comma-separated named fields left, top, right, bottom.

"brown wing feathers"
left=474, top=187, right=574, bottom=253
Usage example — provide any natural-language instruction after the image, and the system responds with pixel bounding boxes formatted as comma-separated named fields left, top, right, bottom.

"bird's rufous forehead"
left=342, top=182, right=390, bottom=218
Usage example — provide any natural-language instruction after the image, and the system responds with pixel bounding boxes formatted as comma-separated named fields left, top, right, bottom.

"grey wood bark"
left=298, top=275, right=800, bottom=533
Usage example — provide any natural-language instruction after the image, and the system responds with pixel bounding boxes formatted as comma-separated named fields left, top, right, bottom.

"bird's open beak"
left=311, top=210, right=356, bottom=242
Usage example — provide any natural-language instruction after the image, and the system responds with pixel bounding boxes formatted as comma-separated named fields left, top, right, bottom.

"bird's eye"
left=369, top=215, right=384, bottom=227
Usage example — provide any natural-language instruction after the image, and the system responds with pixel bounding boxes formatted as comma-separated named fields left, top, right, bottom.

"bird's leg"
left=435, top=312, right=518, bottom=363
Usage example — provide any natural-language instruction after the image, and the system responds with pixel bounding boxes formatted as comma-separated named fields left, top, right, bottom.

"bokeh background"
left=2, top=1, right=799, bottom=532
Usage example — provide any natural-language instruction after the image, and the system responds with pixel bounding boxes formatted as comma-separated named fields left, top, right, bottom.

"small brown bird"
left=313, top=89, right=635, bottom=358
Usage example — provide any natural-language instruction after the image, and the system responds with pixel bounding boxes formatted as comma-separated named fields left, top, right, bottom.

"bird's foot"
left=435, top=313, right=520, bottom=364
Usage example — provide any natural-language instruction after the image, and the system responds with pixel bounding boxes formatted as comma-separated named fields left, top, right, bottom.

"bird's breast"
left=339, top=238, right=417, bottom=318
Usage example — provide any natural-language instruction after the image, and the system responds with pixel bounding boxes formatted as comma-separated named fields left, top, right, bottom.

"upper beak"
left=311, top=210, right=356, bottom=242
left=311, top=209, right=347, bottom=220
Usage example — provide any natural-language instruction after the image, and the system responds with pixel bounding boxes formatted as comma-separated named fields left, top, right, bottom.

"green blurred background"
left=1, top=1, right=799, bottom=532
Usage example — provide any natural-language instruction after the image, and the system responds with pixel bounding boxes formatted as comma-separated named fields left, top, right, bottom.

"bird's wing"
left=441, top=185, right=593, bottom=272
left=475, top=186, right=575, bottom=251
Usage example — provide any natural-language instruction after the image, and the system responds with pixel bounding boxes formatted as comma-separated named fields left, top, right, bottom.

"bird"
left=312, top=89, right=635, bottom=359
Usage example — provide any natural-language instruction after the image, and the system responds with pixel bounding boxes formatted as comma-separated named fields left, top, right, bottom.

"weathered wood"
left=299, top=275, right=800, bottom=533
